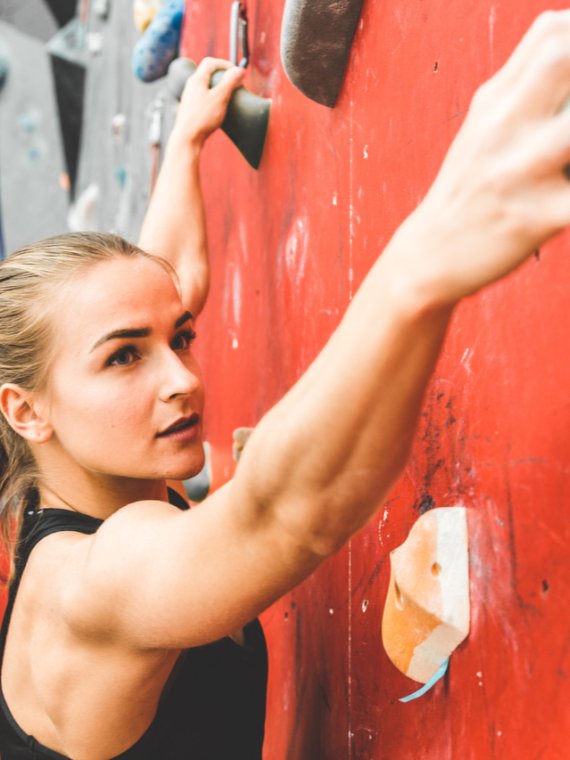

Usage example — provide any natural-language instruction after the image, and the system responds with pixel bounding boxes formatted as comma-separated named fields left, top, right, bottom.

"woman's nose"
left=158, top=350, right=202, bottom=401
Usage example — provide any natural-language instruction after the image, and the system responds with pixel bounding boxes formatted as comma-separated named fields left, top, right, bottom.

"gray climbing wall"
left=0, top=0, right=177, bottom=253
left=0, top=10, right=68, bottom=251
left=74, top=1, right=176, bottom=241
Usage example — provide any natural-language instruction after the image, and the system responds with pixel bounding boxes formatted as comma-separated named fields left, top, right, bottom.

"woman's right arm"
left=63, top=11, right=570, bottom=650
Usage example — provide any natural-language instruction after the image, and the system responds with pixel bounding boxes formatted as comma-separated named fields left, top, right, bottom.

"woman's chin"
left=178, top=453, right=207, bottom=482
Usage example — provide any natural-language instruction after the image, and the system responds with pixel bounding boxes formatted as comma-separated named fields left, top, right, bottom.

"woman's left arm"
left=138, top=58, right=245, bottom=316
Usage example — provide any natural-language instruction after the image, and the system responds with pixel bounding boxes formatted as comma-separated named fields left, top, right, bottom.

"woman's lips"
left=157, top=413, right=201, bottom=440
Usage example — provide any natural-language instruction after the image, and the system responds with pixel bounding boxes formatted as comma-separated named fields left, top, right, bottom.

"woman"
left=1, top=12, right=570, bottom=759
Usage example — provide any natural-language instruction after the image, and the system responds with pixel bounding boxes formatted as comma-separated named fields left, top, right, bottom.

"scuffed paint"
left=283, top=215, right=309, bottom=289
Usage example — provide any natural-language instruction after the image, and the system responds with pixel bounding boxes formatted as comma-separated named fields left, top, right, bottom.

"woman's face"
left=38, top=255, right=206, bottom=484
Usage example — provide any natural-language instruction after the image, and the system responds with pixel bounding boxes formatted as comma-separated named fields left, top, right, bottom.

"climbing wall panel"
left=182, top=1, right=570, bottom=758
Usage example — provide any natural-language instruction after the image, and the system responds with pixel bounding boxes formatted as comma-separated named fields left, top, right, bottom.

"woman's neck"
left=38, top=476, right=169, bottom=519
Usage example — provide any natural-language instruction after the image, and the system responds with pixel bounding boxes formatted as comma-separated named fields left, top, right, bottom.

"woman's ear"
left=0, top=384, right=53, bottom=444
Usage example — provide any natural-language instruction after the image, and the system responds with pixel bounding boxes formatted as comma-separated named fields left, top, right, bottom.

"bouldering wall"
left=180, top=1, right=570, bottom=758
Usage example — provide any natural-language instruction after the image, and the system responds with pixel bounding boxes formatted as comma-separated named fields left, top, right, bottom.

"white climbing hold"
left=381, top=506, right=470, bottom=684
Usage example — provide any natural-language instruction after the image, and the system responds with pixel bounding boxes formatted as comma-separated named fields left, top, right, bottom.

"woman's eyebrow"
left=90, top=312, right=193, bottom=353
left=90, top=327, right=151, bottom=352
left=175, top=310, right=194, bottom=328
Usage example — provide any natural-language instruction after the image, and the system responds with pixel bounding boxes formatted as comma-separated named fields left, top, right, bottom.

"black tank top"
left=0, top=492, right=268, bottom=759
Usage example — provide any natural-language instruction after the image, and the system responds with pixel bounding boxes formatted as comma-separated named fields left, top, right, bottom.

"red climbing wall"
left=183, top=1, right=570, bottom=758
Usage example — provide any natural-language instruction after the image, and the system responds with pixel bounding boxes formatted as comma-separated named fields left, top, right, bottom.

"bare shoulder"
left=60, top=483, right=253, bottom=647
left=60, top=496, right=197, bottom=634
left=59, top=480, right=320, bottom=651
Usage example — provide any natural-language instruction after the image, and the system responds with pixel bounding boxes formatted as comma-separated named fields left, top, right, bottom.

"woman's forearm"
left=138, top=133, right=210, bottom=315
left=138, top=58, right=245, bottom=316
left=234, top=215, right=454, bottom=555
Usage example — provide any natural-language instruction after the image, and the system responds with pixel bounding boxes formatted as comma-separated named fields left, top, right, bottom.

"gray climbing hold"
left=280, top=0, right=365, bottom=107
left=183, top=442, right=211, bottom=503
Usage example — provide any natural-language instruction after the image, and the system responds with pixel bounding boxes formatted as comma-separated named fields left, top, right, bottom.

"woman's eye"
left=172, top=329, right=196, bottom=351
left=106, top=346, right=139, bottom=367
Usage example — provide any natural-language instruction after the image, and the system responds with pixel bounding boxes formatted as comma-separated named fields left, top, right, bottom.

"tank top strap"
left=0, top=508, right=103, bottom=659
left=14, top=486, right=186, bottom=576
left=1, top=488, right=186, bottom=651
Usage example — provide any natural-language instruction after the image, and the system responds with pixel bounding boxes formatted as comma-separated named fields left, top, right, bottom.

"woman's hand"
left=173, top=57, right=246, bottom=149
left=399, top=10, right=570, bottom=306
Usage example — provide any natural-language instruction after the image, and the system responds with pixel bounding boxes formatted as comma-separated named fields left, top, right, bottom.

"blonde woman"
left=1, top=14, right=570, bottom=759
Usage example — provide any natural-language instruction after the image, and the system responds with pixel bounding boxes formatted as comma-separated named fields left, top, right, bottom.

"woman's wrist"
left=379, top=208, right=462, bottom=320
left=165, top=123, right=204, bottom=163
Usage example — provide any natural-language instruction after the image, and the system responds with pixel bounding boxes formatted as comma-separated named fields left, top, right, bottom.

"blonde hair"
left=0, top=231, right=172, bottom=582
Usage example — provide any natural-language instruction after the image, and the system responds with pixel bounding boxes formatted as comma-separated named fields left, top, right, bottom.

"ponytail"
left=0, top=424, right=37, bottom=583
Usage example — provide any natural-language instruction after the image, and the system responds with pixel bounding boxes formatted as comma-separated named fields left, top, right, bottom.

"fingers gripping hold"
left=194, top=57, right=234, bottom=82
left=181, top=57, right=244, bottom=107
left=174, top=57, right=245, bottom=146
left=491, top=10, right=570, bottom=116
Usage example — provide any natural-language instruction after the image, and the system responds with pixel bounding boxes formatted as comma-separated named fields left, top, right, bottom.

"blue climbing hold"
left=132, top=0, right=185, bottom=82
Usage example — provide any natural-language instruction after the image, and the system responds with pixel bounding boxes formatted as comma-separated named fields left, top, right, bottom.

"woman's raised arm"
left=234, top=9, right=570, bottom=554
left=66, top=11, right=570, bottom=650
left=138, top=58, right=245, bottom=316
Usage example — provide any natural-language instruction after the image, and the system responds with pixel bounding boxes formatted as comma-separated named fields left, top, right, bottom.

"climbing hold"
left=111, top=113, right=127, bottom=137
left=0, top=55, right=9, bottom=93
left=232, top=427, right=254, bottom=463
left=115, top=165, right=128, bottom=188
left=280, top=0, right=365, bottom=107
left=167, top=58, right=270, bottom=169
left=67, top=183, right=100, bottom=231
left=59, top=172, right=71, bottom=192
left=133, top=0, right=163, bottom=33
left=87, top=32, right=104, bottom=56
left=93, top=0, right=111, bottom=20
left=147, top=96, right=165, bottom=147
left=381, top=507, right=470, bottom=685
left=132, top=0, right=185, bottom=82
left=183, top=442, right=211, bottom=502
left=18, top=109, right=40, bottom=132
